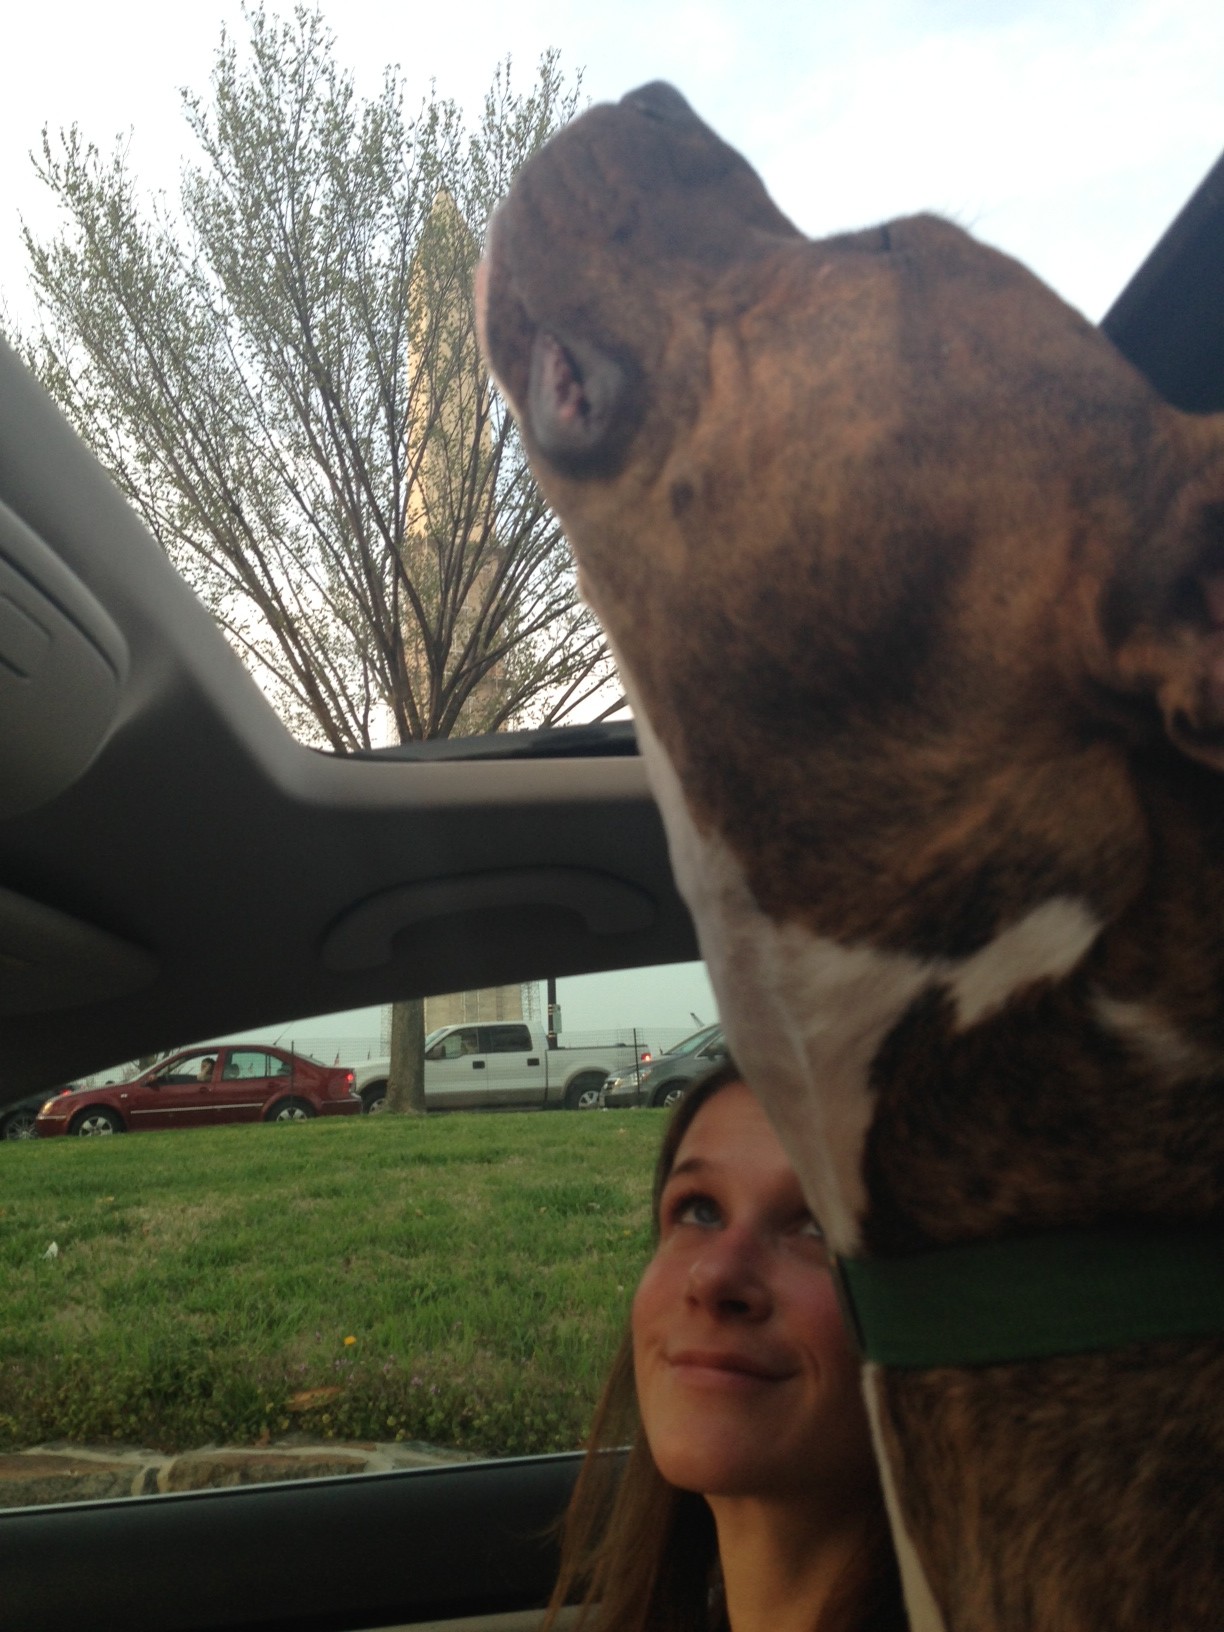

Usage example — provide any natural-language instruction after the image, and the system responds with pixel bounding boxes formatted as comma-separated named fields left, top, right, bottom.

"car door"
left=125, top=1052, right=219, bottom=1130
left=422, top=1026, right=484, bottom=1108
left=478, top=1022, right=543, bottom=1105
left=212, top=1049, right=288, bottom=1122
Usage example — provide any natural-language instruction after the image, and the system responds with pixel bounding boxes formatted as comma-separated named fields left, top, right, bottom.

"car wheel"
left=266, top=1097, right=316, bottom=1123
left=361, top=1084, right=388, bottom=1114
left=2, top=1108, right=39, bottom=1140
left=652, top=1081, right=686, bottom=1110
left=565, top=1073, right=606, bottom=1111
left=68, top=1107, right=123, bottom=1136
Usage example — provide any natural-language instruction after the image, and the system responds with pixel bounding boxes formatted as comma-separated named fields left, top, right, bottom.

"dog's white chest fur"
left=628, top=699, right=1102, bottom=1254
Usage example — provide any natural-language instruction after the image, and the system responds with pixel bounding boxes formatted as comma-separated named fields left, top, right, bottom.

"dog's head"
left=479, top=84, right=1224, bottom=957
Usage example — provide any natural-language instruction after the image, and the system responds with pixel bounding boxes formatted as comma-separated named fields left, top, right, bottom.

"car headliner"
left=0, top=347, right=695, bottom=1098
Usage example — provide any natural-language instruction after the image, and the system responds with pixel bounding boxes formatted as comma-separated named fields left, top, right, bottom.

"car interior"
left=1, top=141, right=1222, bottom=1630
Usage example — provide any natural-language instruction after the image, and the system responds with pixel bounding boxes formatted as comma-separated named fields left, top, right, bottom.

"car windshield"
left=664, top=1023, right=721, bottom=1057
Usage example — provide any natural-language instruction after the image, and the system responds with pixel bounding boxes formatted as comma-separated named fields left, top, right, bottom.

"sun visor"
left=0, top=497, right=129, bottom=819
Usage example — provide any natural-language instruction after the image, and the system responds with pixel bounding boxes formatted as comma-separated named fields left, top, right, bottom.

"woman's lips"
left=666, top=1348, right=792, bottom=1385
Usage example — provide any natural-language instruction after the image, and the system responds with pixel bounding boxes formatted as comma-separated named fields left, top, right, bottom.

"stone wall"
left=0, top=1435, right=472, bottom=1509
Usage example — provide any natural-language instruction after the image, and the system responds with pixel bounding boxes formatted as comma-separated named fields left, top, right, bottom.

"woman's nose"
left=685, top=1230, right=771, bottom=1319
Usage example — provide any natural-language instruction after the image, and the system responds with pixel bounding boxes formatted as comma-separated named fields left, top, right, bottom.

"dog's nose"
left=621, top=82, right=696, bottom=126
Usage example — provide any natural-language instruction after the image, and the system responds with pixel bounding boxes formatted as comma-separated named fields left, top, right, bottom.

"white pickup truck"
left=350, top=1022, right=652, bottom=1113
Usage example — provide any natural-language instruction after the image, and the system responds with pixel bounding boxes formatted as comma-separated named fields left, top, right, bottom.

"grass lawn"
left=0, top=1110, right=665, bottom=1457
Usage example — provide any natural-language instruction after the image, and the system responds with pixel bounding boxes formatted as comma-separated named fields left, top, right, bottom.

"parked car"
left=0, top=1083, right=77, bottom=1140
left=352, top=1020, right=652, bottom=1112
left=602, top=1021, right=727, bottom=1108
left=0, top=106, right=1219, bottom=1632
left=33, top=1046, right=359, bottom=1136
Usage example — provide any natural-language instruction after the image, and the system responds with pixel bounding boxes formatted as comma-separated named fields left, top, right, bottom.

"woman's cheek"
left=805, top=1269, right=873, bottom=1445
left=794, top=1264, right=859, bottom=1375
left=631, top=1251, right=670, bottom=1358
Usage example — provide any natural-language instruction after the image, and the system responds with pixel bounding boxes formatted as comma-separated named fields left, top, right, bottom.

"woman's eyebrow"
left=665, top=1155, right=717, bottom=1182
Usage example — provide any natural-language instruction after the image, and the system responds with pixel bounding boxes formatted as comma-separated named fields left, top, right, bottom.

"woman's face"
left=632, top=1080, right=875, bottom=1502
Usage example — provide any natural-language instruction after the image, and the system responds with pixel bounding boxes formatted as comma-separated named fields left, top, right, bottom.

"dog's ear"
left=1106, top=428, right=1224, bottom=773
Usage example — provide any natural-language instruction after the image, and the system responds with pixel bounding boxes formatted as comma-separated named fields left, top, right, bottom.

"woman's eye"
left=675, top=1194, right=721, bottom=1228
left=796, top=1214, right=826, bottom=1242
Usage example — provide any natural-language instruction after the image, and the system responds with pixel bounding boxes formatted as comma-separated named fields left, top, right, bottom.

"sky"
left=4, top=0, right=1222, bottom=331
left=4, top=0, right=1221, bottom=1052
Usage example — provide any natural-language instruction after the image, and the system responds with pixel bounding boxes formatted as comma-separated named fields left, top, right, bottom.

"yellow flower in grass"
left=343, top=1335, right=357, bottom=1346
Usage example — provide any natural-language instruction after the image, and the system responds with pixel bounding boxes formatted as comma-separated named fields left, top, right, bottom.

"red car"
left=33, top=1045, right=359, bottom=1136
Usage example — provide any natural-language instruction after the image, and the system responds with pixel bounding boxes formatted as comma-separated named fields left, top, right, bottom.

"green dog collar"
left=835, top=1225, right=1224, bottom=1369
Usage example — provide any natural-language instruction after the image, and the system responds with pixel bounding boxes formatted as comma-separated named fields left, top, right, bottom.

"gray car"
left=0, top=1083, right=79, bottom=1140
left=601, top=1022, right=727, bottom=1109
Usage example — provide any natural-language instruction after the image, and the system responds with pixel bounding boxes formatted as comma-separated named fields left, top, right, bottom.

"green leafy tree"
left=21, top=8, right=618, bottom=1112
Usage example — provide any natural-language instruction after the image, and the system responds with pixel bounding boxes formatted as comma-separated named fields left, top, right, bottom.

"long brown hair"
left=542, top=1062, right=907, bottom=1632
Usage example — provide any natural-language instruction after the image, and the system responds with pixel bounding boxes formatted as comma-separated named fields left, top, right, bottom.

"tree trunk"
left=386, top=995, right=427, bottom=1115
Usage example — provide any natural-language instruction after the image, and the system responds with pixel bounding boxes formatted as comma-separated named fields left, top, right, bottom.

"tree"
left=21, top=8, right=620, bottom=1112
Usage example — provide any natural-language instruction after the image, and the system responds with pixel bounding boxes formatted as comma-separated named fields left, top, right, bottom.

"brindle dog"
left=478, top=83, right=1223, bottom=1632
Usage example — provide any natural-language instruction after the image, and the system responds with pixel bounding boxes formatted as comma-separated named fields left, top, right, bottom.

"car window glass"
left=224, top=1050, right=278, bottom=1079
left=433, top=1027, right=480, bottom=1059
left=2, top=960, right=713, bottom=1513
left=155, top=1052, right=215, bottom=1083
left=480, top=1024, right=533, bottom=1053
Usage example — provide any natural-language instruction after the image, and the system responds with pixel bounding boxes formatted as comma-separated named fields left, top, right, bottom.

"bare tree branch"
left=21, top=10, right=609, bottom=754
